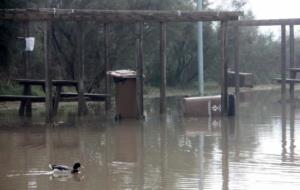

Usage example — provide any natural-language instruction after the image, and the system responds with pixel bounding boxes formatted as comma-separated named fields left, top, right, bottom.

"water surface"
left=1, top=90, right=300, bottom=190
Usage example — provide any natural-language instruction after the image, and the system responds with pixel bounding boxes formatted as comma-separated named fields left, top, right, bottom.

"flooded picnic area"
left=1, top=90, right=300, bottom=190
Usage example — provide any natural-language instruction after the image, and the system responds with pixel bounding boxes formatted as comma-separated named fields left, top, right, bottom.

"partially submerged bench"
left=0, top=79, right=110, bottom=116
left=0, top=93, right=110, bottom=116
left=228, top=71, right=254, bottom=88
left=60, top=93, right=109, bottom=101
left=273, top=78, right=300, bottom=83
left=0, top=95, right=45, bottom=116
left=0, top=95, right=45, bottom=102
left=274, top=67, right=300, bottom=101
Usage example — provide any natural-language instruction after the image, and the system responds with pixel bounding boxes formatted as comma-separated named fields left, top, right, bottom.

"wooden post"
left=160, top=22, right=167, bottom=114
left=44, top=21, right=53, bottom=123
left=221, top=118, right=229, bottom=190
left=281, top=25, right=287, bottom=109
left=23, top=21, right=30, bottom=78
left=290, top=103, right=295, bottom=156
left=76, top=21, right=88, bottom=115
left=19, top=21, right=32, bottom=116
left=234, top=24, right=240, bottom=113
left=136, top=22, right=144, bottom=119
left=160, top=116, right=167, bottom=189
left=289, top=25, right=295, bottom=100
left=220, top=21, right=228, bottom=116
left=104, top=23, right=112, bottom=111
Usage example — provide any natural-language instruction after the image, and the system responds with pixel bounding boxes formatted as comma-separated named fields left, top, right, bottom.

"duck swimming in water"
left=49, top=162, right=81, bottom=174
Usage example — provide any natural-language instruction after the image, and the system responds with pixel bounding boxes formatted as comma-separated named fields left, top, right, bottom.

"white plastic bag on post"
left=25, top=37, right=35, bottom=51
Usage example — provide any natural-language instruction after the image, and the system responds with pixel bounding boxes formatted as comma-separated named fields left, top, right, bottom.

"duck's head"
left=72, top=163, right=81, bottom=173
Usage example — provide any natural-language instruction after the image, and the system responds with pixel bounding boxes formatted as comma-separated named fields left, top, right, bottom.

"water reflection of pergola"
left=0, top=9, right=240, bottom=122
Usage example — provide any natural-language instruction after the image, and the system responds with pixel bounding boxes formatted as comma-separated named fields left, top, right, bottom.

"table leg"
left=290, top=71, right=296, bottom=100
left=19, top=84, right=31, bottom=116
left=19, top=101, right=25, bottom=116
left=53, top=85, right=62, bottom=116
left=25, top=99, right=32, bottom=117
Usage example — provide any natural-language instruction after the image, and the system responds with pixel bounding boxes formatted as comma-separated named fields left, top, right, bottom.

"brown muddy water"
left=1, top=90, right=300, bottom=190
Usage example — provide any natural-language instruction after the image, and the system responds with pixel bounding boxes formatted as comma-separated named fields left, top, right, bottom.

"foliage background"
left=0, top=0, right=295, bottom=95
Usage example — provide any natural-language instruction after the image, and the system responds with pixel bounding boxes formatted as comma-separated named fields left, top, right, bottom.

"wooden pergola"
left=0, top=8, right=241, bottom=122
left=232, top=19, right=300, bottom=110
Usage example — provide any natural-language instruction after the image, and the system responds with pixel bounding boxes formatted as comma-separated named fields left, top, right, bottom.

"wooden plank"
left=136, top=22, right=144, bottom=119
left=289, top=68, right=300, bottom=72
left=220, top=21, right=228, bottom=116
left=76, top=21, right=88, bottom=115
left=0, top=94, right=109, bottom=102
left=289, top=25, right=295, bottom=100
left=281, top=25, right=287, bottom=104
left=234, top=18, right=300, bottom=26
left=274, top=78, right=300, bottom=83
left=60, top=93, right=109, bottom=101
left=44, top=20, right=53, bottom=123
left=160, top=22, right=167, bottom=114
left=104, top=23, right=112, bottom=111
left=0, top=95, right=45, bottom=102
left=0, top=9, right=241, bottom=22
left=15, top=79, right=78, bottom=86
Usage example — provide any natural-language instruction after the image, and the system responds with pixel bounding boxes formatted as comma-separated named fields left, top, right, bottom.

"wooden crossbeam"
left=233, top=18, right=300, bottom=26
left=0, top=9, right=241, bottom=22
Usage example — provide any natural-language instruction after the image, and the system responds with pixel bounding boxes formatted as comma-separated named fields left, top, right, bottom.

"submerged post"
left=76, top=21, right=88, bottom=115
left=220, top=21, right=228, bottom=116
left=160, top=22, right=167, bottom=114
left=234, top=24, right=240, bottom=112
left=19, top=21, right=32, bottom=116
left=104, top=23, right=112, bottom=111
left=281, top=25, right=287, bottom=104
left=289, top=25, right=295, bottom=100
left=136, top=22, right=144, bottom=119
left=44, top=21, right=53, bottom=123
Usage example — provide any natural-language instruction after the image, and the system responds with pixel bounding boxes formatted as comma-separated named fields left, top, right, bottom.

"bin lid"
left=107, top=70, right=136, bottom=79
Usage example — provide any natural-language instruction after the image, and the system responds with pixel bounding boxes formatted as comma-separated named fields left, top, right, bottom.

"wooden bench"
left=274, top=68, right=300, bottom=100
left=0, top=95, right=45, bottom=102
left=0, top=93, right=110, bottom=116
left=0, top=94, right=109, bottom=102
left=228, top=71, right=254, bottom=88
left=0, top=95, right=46, bottom=116
left=1, top=79, right=110, bottom=116
left=288, top=68, right=300, bottom=72
left=60, top=93, right=110, bottom=101
left=273, top=78, right=300, bottom=83
left=14, top=79, right=80, bottom=116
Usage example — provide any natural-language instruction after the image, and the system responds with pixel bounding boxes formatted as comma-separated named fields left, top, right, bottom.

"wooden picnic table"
left=0, top=79, right=109, bottom=116
left=14, top=79, right=79, bottom=91
left=14, top=79, right=79, bottom=116
left=274, top=67, right=300, bottom=101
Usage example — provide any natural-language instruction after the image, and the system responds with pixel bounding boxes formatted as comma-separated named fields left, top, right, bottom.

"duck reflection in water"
left=50, top=172, right=84, bottom=182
